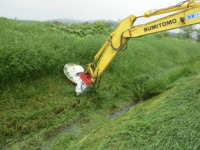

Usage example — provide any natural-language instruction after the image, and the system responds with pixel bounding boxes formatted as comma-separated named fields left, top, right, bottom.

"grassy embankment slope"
left=55, top=63, right=200, bottom=150
left=0, top=17, right=200, bottom=149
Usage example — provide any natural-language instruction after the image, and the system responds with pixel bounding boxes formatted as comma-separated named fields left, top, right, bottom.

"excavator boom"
left=64, top=0, right=200, bottom=95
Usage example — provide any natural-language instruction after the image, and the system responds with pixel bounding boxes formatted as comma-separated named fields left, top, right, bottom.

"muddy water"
left=109, top=102, right=137, bottom=119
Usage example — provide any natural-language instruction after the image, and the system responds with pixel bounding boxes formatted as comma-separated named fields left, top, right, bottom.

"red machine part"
left=79, top=73, right=93, bottom=86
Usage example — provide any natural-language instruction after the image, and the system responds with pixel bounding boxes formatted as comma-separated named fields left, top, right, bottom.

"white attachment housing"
left=63, top=64, right=88, bottom=95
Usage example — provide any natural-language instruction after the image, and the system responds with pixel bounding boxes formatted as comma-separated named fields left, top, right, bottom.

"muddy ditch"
left=29, top=93, right=158, bottom=149
left=109, top=102, right=138, bottom=119
left=3, top=92, right=159, bottom=150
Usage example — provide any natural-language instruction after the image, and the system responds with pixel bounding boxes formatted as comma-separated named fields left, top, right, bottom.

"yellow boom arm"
left=85, top=0, right=200, bottom=84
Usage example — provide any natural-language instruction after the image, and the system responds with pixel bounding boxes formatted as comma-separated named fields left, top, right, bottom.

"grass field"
left=0, top=17, right=200, bottom=149
left=64, top=65, right=200, bottom=150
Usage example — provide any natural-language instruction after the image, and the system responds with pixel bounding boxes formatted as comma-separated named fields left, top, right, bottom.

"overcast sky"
left=1, top=0, right=185, bottom=23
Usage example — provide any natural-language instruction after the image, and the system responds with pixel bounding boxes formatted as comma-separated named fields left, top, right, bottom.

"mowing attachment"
left=63, top=64, right=92, bottom=95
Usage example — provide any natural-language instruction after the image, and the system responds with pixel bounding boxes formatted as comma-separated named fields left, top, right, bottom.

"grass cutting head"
left=63, top=64, right=93, bottom=95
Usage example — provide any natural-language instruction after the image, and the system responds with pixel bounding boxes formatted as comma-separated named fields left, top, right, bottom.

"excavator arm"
left=63, top=0, right=200, bottom=95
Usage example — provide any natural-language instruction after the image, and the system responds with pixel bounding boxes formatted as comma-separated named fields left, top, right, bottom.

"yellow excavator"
left=63, top=0, right=200, bottom=95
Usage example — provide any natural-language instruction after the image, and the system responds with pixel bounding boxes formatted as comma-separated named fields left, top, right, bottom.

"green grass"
left=0, top=18, right=106, bottom=86
left=0, top=17, right=200, bottom=149
left=63, top=72, right=200, bottom=150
